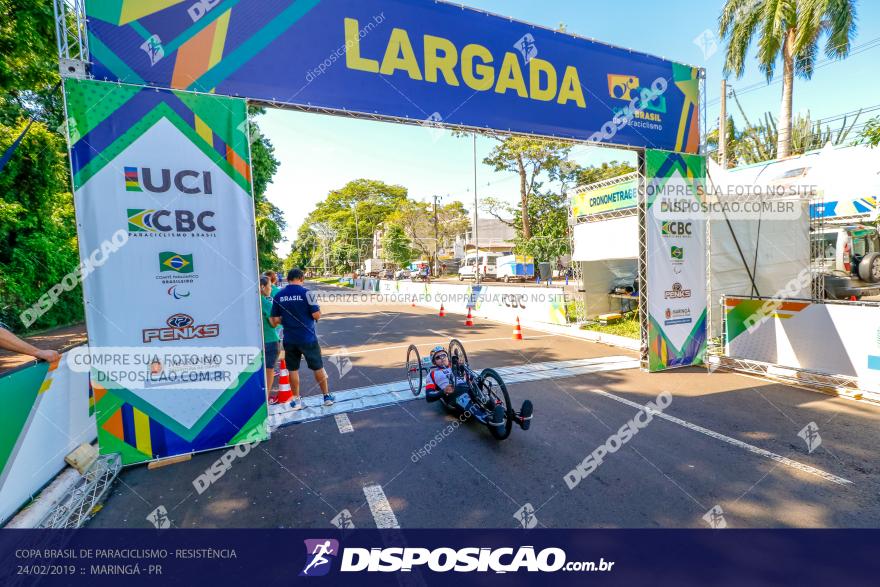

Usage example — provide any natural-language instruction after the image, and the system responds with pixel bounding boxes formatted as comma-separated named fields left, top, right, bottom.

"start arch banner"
left=64, top=78, right=267, bottom=465
left=84, top=0, right=701, bottom=153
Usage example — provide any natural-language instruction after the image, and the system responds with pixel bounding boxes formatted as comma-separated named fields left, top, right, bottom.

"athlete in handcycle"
left=406, top=339, right=533, bottom=440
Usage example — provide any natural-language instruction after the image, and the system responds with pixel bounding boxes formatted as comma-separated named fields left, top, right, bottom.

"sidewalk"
left=0, top=323, right=87, bottom=374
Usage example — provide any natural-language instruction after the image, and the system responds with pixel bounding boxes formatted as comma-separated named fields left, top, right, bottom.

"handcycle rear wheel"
left=406, top=344, right=423, bottom=396
left=479, top=368, right=512, bottom=440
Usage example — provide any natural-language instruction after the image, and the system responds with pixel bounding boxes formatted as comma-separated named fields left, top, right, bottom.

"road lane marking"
left=589, top=388, right=853, bottom=486
left=327, top=334, right=557, bottom=356
left=363, top=483, right=400, bottom=529
left=270, top=356, right=639, bottom=429
left=335, top=413, right=354, bottom=434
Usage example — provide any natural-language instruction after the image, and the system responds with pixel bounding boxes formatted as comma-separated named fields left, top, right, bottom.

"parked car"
left=380, top=268, right=394, bottom=280
left=394, top=268, right=411, bottom=280
left=812, top=224, right=880, bottom=299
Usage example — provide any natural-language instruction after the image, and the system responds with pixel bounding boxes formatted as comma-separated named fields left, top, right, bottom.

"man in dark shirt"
left=270, top=268, right=334, bottom=409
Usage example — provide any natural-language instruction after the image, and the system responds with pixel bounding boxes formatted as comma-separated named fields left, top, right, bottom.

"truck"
left=495, top=254, right=535, bottom=283
left=812, top=224, right=880, bottom=299
left=363, top=258, right=386, bottom=277
left=458, top=252, right=504, bottom=281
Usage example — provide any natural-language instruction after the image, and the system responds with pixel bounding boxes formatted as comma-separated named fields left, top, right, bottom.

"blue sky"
left=260, top=0, right=880, bottom=252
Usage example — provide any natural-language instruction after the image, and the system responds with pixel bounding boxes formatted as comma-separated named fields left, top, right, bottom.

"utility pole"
left=351, top=201, right=361, bottom=273
left=432, top=195, right=441, bottom=277
left=473, top=133, right=480, bottom=285
left=719, top=79, right=728, bottom=169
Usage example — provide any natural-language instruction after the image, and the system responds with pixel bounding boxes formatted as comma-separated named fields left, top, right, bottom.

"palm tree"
left=719, top=0, right=857, bottom=159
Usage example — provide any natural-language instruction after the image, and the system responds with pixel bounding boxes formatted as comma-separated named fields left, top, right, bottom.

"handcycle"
left=405, top=339, right=532, bottom=440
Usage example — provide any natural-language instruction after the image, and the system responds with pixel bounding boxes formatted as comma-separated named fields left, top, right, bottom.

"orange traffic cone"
left=275, top=359, right=293, bottom=403
left=465, top=308, right=474, bottom=327
left=439, top=304, right=445, bottom=318
left=512, top=317, right=523, bottom=340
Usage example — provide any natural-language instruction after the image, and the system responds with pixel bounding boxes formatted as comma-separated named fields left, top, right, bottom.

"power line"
left=708, top=35, right=880, bottom=107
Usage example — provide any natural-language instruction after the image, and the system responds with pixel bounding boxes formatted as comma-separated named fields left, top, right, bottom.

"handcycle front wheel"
left=479, top=368, right=513, bottom=440
left=448, top=338, right=469, bottom=367
left=406, top=344, right=423, bottom=396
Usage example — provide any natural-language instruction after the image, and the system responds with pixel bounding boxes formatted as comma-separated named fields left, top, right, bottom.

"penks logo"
left=607, top=74, right=667, bottom=116
left=664, top=282, right=692, bottom=300
left=159, top=252, right=194, bottom=274
left=123, top=167, right=213, bottom=195
left=142, top=313, right=219, bottom=343
left=300, top=539, right=339, bottom=577
left=124, top=167, right=142, bottom=192
left=128, top=209, right=216, bottom=236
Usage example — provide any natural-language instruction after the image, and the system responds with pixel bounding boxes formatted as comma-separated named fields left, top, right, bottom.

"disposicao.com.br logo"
left=299, top=540, right=614, bottom=575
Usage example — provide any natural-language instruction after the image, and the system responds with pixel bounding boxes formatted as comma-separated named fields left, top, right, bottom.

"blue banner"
left=85, top=0, right=701, bottom=153
left=2, top=529, right=878, bottom=585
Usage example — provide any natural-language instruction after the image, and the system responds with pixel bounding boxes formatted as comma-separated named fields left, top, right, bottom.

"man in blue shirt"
left=270, top=268, right=334, bottom=409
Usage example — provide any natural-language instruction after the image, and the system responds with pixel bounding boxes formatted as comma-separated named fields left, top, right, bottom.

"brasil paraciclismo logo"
left=671, top=246, right=684, bottom=261
left=124, top=166, right=141, bottom=191
left=160, top=252, right=193, bottom=274
left=128, top=209, right=157, bottom=232
left=300, top=539, right=339, bottom=577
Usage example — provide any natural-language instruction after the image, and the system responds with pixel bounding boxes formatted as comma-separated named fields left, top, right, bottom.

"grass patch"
left=580, top=312, right=640, bottom=339
left=308, top=277, right=354, bottom=287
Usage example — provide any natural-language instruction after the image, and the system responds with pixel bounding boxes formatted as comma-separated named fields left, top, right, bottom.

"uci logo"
left=128, top=209, right=216, bottom=234
left=661, top=221, right=693, bottom=237
left=124, top=166, right=213, bottom=195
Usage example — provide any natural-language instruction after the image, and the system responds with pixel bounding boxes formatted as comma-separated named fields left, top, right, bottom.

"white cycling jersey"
left=429, top=366, right=466, bottom=390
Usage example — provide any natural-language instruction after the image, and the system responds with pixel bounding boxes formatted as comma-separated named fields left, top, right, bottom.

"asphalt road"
left=89, top=284, right=880, bottom=529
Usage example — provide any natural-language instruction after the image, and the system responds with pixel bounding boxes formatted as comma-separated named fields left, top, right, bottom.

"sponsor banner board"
left=0, top=353, right=95, bottom=523
left=64, top=79, right=267, bottom=465
left=645, top=150, right=707, bottom=371
left=725, top=297, right=880, bottom=393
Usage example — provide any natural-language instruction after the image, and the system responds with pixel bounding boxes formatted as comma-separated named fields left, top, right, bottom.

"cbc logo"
left=501, top=294, right=527, bottom=309
left=661, top=221, right=693, bottom=237
left=607, top=74, right=639, bottom=101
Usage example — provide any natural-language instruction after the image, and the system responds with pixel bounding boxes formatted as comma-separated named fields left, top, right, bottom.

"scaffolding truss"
left=38, top=454, right=121, bottom=529
left=54, top=0, right=89, bottom=78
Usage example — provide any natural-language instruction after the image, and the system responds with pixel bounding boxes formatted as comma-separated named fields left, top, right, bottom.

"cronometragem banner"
left=84, top=0, right=700, bottom=153
left=64, top=78, right=267, bottom=465
left=644, top=150, right=707, bottom=372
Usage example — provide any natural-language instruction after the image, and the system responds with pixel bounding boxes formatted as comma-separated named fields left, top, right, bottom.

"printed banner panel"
left=0, top=353, right=95, bottom=524
left=572, top=178, right=638, bottom=217
left=85, top=0, right=700, bottom=153
left=645, top=150, right=707, bottom=372
left=373, top=280, right=568, bottom=326
left=725, top=297, right=880, bottom=393
left=64, top=78, right=267, bottom=466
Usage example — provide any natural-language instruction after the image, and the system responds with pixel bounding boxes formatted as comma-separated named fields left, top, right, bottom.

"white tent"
left=706, top=158, right=811, bottom=339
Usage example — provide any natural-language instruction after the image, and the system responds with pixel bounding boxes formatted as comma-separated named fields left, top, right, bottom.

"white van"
left=458, top=252, right=504, bottom=281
